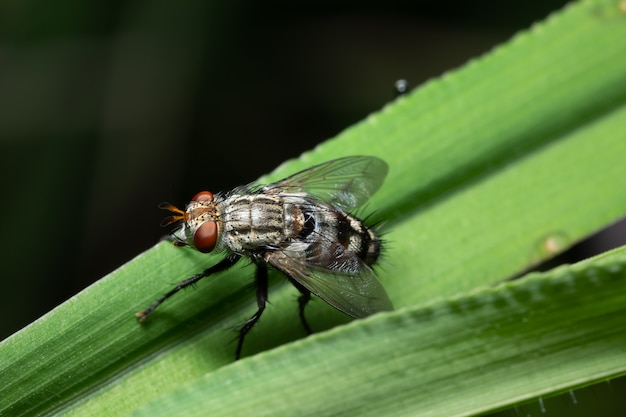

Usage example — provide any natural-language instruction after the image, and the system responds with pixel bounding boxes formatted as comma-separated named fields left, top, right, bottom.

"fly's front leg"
left=136, top=255, right=241, bottom=322
left=235, top=260, right=268, bottom=359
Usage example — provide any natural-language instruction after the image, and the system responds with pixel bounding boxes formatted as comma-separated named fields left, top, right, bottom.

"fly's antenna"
left=158, top=202, right=188, bottom=226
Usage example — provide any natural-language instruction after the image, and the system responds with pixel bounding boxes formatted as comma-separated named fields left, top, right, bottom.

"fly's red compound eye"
left=192, top=191, right=214, bottom=202
left=194, top=221, right=218, bottom=253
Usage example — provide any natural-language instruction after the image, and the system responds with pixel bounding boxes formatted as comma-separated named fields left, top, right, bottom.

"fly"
left=136, top=155, right=393, bottom=359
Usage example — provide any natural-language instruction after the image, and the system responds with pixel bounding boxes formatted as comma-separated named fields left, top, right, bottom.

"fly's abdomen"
left=221, top=194, right=304, bottom=253
left=302, top=208, right=381, bottom=271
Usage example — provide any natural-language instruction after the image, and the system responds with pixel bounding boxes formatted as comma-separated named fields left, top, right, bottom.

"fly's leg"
left=235, top=261, right=269, bottom=360
left=135, top=255, right=241, bottom=322
left=262, top=251, right=314, bottom=335
left=288, top=278, right=313, bottom=335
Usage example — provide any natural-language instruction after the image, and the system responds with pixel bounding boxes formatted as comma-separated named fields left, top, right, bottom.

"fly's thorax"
left=220, top=194, right=307, bottom=253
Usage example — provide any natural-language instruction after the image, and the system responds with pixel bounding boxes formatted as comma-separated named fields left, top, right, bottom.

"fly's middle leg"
left=235, top=260, right=269, bottom=359
left=262, top=250, right=314, bottom=335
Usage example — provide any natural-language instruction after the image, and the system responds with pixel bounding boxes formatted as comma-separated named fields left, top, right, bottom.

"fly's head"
left=160, top=191, right=222, bottom=253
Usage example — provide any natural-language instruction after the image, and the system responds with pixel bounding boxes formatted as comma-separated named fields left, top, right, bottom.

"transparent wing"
left=265, top=250, right=393, bottom=318
left=263, top=156, right=388, bottom=212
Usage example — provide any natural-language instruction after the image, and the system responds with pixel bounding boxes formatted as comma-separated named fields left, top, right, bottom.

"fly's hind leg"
left=288, top=278, right=313, bottom=335
left=235, top=260, right=269, bottom=360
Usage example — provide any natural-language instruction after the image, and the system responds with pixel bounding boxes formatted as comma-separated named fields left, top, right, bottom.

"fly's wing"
left=265, top=250, right=393, bottom=318
left=262, top=156, right=388, bottom=212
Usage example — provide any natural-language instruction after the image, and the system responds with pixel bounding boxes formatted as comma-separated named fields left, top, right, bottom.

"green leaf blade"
left=129, top=249, right=626, bottom=417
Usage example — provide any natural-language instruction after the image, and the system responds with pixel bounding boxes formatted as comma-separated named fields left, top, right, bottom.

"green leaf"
left=128, top=247, right=626, bottom=417
left=2, top=0, right=626, bottom=415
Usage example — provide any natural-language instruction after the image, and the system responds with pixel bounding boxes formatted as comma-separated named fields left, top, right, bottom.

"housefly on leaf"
left=136, top=155, right=393, bottom=359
